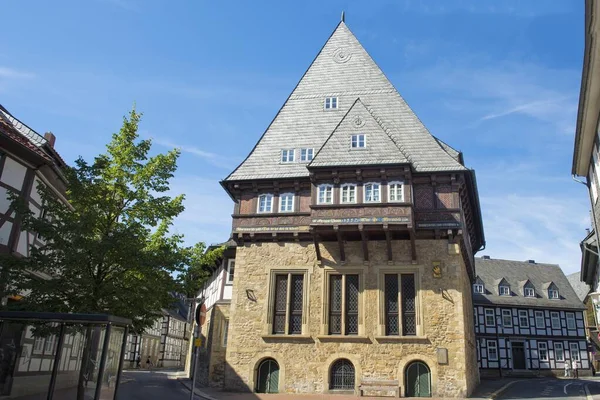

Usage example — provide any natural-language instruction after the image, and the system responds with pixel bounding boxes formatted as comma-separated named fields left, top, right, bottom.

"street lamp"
left=496, top=316, right=503, bottom=378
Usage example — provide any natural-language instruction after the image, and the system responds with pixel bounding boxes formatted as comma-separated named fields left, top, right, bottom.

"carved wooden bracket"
left=333, top=225, right=346, bottom=263
left=384, top=225, right=392, bottom=262
left=409, top=229, right=417, bottom=264
left=359, top=224, right=369, bottom=262
left=311, top=228, right=322, bottom=264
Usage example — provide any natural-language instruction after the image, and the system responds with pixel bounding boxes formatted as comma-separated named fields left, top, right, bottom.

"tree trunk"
left=76, top=326, right=93, bottom=400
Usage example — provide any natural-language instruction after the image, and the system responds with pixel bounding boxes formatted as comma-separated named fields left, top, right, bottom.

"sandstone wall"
left=224, top=239, right=477, bottom=397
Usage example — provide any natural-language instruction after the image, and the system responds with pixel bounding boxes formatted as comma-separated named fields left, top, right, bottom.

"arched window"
left=256, top=358, right=279, bottom=393
left=329, top=359, right=355, bottom=391
left=388, top=181, right=404, bottom=202
left=405, top=361, right=431, bottom=397
left=257, top=194, right=273, bottom=213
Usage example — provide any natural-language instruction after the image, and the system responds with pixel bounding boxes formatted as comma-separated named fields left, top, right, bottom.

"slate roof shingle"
left=224, top=22, right=466, bottom=182
left=566, top=272, right=591, bottom=302
left=473, top=257, right=585, bottom=310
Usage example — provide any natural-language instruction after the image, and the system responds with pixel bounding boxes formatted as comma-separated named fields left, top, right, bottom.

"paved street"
left=496, top=378, right=600, bottom=400
left=117, top=370, right=200, bottom=400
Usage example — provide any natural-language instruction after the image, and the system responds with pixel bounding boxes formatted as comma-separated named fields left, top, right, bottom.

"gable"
left=309, top=99, right=408, bottom=167
left=224, top=22, right=465, bottom=182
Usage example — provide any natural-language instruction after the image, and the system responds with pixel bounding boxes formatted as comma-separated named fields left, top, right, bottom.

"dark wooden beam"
left=311, top=229, right=322, bottom=263
left=409, top=229, right=417, bottom=264
left=359, top=225, right=369, bottom=262
left=335, top=226, right=346, bottom=262
left=384, top=225, right=392, bottom=262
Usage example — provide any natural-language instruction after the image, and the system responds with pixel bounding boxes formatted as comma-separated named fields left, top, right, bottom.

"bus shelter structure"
left=0, top=311, right=131, bottom=400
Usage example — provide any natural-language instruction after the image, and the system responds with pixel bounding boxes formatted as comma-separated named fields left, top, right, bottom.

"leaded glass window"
left=401, top=274, right=416, bottom=336
left=328, top=274, right=359, bottom=335
left=384, top=273, right=417, bottom=336
left=384, top=274, right=399, bottom=335
left=271, top=273, right=305, bottom=335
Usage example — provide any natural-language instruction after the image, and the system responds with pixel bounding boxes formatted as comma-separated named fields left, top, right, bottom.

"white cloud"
left=480, top=194, right=590, bottom=274
left=151, top=137, right=237, bottom=170
left=0, top=67, right=35, bottom=79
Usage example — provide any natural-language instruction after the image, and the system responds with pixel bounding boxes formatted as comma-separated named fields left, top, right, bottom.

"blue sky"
left=0, top=0, right=588, bottom=274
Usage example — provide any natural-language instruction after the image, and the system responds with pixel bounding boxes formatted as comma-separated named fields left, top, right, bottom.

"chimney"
left=527, top=260, right=535, bottom=264
left=44, top=132, right=56, bottom=148
left=482, top=255, right=490, bottom=260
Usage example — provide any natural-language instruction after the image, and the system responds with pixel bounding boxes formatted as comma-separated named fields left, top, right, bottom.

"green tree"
left=2, top=108, right=197, bottom=397
left=178, top=242, right=226, bottom=299
left=3, top=108, right=188, bottom=329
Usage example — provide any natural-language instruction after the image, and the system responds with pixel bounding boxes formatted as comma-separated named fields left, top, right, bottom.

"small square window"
left=548, top=289, right=559, bottom=299
left=300, top=148, right=314, bottom=161
left=351, top=134, right=366, bottom=149
left=325, top=97, right=338, bottom=110
left=524, top=287, right=535, bottom=297
left=473, top=284, right=484, bottom=294
left=499, top=286, right=510, bottom=296
left=281, top=149, right=295, bottom=163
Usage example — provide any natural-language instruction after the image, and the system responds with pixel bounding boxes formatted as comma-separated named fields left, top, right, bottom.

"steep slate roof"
left=566, top=272, right=591, bottom=302
left=473, top=257, right=585, bottom=310
left=224, top=21, right=465, bottom=181
left=310, top=98, right=408, bottom=167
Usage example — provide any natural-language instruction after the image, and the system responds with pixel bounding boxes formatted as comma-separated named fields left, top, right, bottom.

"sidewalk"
left=178, top=378, right=467, bottom=400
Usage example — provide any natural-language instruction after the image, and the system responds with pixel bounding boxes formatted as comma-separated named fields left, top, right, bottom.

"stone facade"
left=224, top=239, right=479, bottom=397
left=197, top=302, right=231, bottom=387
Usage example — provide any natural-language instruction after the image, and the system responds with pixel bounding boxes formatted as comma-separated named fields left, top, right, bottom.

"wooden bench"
left=358, top=380, right=400, bottom=397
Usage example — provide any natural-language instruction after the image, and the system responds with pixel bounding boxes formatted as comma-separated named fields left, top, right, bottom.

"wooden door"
left=512, top=342, right=526, bottom=369
left=406, top=361, right=431, bottom=397
left=256, top=359, right=279, bottom=393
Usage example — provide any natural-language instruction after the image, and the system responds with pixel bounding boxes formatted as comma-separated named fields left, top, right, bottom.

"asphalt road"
left=117, top=370, right=200, bottom=400
left=498, top=378, right=600, bottom=400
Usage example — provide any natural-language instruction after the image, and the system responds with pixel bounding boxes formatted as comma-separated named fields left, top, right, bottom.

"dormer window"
left=388, top=181, right=404, bottom=202
left=351, top=134, right=366, bottom=149
left=341, top=184, right=357, bottom=204
left=281, top=149, right=295, bottom=163
left=524, top=287, right=535, bottom=297
left=473, top=284, right=484, bottom=294
left=364, top=182, right=380, bottom=203
left=300, top=148, right=314, bottom=161
left=257, top=194, right=273, bottom=213
left=325, top=97, right=338, bottom=110
left=317, top=184, right=333, bottom=204
left=499, top=286, right=510, bottom=296
left=549, top=289, right=559, bottom=299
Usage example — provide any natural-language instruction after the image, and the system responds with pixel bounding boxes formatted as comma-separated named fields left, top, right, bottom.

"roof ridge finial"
left=341, top=11, right=345, bottom=23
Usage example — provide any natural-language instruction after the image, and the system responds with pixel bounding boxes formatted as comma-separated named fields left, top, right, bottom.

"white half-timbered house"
left=0, top=105, right=67, bottom=276
left=194, top=239, right=236, bottom=387
left=474, top=257, right=590, bottom=377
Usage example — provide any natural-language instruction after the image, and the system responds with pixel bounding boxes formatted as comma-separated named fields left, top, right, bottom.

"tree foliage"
left=178, top=243, right=226, bottom=299
left=2, top=108, right=195, bottom=332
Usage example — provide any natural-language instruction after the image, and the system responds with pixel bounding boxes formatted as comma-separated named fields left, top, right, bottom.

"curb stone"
left=178, top=378, right=219, bottom=400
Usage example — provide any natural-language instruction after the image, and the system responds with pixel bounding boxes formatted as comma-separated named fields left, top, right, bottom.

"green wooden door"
left=256, top=359, right=279, bottom=393
left=406, top=362, right=431, bottom=397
